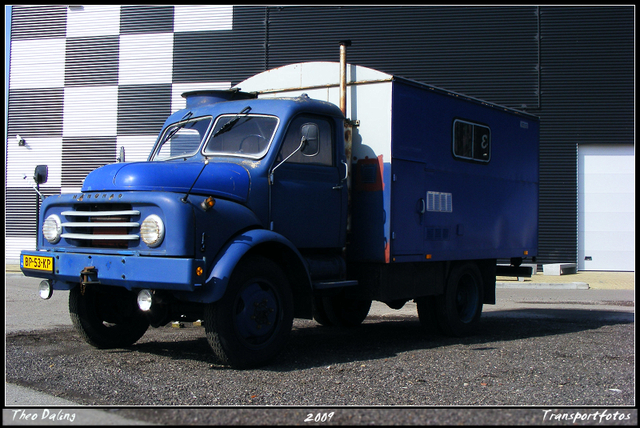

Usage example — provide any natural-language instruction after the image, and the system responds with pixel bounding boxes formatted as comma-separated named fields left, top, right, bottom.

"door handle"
left=340, top=159, right=349, bottom=182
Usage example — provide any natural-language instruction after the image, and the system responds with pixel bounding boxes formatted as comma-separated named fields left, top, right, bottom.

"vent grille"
left=426, top=191, right=452, bottom=213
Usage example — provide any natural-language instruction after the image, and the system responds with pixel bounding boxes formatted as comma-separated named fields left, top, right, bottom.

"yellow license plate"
left=22, top=255, right=54, bottom=272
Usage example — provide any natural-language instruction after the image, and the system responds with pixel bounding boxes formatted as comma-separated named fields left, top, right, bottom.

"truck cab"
left=148, top=90, right=349, bottom=251
left=21, top=89, right=351, bottom=368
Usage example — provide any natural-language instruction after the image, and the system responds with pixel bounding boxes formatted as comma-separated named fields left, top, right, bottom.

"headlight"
left=42, top=214, right=62, bottom=244
left=140, top=214, right=165, bottom=247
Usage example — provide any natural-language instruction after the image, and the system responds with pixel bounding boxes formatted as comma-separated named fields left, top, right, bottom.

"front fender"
left=176, top=229, right=311, bottom=304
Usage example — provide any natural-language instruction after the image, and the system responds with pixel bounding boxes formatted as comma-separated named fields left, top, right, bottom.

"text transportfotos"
left=542, top=409, right=631, bottom=423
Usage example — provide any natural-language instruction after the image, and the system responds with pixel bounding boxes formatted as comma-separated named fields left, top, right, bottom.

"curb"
left=496, top=281, right=589, bottom=290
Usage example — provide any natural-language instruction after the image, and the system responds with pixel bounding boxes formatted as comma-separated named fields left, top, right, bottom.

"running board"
left=312, top=280, right=358, bottom=290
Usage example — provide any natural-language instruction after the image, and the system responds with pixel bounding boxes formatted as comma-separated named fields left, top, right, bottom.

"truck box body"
left=237, top=62, right=539, bottom=264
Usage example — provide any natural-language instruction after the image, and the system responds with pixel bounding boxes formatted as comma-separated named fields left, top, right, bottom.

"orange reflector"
left=524, top=250, right=529, bottom=255
left=426, top=254, right=432, bottom=259
left=201, top=196, right=216, bottom=211
left=196, top=266, right=203, bottom=276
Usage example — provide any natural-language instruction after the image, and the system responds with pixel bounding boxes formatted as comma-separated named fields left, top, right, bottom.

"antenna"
left=182, top=160, right=209, bottom=203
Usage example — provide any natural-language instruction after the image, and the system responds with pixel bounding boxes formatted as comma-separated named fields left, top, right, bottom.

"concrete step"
left=543, top=263, right=577, bottom=276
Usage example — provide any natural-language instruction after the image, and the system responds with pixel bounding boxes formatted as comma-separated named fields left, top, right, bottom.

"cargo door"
left=578, top=145, right=634, bottom=270
left=390, top=159, right=426, bottom=257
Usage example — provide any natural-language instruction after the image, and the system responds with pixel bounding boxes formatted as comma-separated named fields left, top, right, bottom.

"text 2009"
left=304, top=412, right=335, bottom=423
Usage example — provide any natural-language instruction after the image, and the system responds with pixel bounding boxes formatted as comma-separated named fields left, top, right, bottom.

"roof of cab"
left=163, top=92, right=344, bottom=128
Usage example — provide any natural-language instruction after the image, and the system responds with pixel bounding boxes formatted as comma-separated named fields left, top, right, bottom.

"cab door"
left=270, top=114, right=346, bottom=249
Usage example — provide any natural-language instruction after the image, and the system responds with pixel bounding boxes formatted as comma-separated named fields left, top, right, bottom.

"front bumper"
left=20, top=250, right=206, bottom=292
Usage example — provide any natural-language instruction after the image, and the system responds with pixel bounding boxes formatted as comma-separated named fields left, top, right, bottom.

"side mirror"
left=34, top=165, right=48, bottom=185
left=270, top=122, right=321, bottom=185
left=300, top=123, right=319, bottom=156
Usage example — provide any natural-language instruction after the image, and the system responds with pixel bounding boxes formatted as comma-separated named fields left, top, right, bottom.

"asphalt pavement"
left=4, top=266, right=635, bottom=425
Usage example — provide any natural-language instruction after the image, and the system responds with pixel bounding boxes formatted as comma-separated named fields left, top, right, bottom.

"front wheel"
left=434, top=263, right=484, bottom=337
left=204, top=256, right=294, bottom=368
left=69, top=284, right=149, bottom=348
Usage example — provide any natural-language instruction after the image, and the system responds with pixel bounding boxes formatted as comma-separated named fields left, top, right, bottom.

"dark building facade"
left=6, top=5, right=635, bottom=269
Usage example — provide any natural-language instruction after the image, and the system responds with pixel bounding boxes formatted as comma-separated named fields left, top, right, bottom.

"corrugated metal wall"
left=6, top=5, right=634, bottom=266
left=537, top=6, right=635, bottom=265
left=172, top=6, right=266, bottom=85
left=265, top=6, right=540, bottom=108
left=263, top=5, right=634, bottom=266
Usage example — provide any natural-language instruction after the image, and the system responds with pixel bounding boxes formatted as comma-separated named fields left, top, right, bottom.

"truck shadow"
left=267, top=308, right=634, bottom=371
left=127, top=307, right=633, bottom=371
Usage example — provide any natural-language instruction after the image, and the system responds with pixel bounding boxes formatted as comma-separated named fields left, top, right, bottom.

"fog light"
left=137, top=289, right=153, bottom=311
left=38, top=280, right=53, bottom=300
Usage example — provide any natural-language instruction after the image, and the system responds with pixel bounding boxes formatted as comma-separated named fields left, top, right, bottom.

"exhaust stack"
left=339, top=40, right=353, bottom=238
left=339, top=40, right=351, bottom=116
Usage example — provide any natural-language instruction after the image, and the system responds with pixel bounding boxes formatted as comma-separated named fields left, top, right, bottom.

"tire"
left=416, top=296, right=443, bottom=334
left=204, top=256, right=294, bottom=368
left=321, top=292, right=372, bottom=328
left=312, top=296, right=334, bottom=326
left=69, top=284, right=149, bottom=348
left=435, top=263, right=484, bottom=337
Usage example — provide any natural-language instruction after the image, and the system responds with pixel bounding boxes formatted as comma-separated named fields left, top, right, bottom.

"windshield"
left=152, top=116, right=212, bottom=161
left=203, top=114, right=279, bottom=159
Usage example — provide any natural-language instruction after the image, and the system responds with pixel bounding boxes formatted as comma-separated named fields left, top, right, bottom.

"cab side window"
left=278, top=115, right=334, bottom=166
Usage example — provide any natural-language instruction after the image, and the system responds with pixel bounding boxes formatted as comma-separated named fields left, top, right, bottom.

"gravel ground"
left=5, top=276, right=635, bottom=425
left=6, top=311, right=634, bottom=408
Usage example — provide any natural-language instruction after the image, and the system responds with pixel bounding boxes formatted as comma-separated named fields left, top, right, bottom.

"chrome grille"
left=60, top=205, right=140, bottom=248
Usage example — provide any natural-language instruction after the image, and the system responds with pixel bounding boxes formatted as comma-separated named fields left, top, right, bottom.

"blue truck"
left=20, top=56, right=539, bottom=368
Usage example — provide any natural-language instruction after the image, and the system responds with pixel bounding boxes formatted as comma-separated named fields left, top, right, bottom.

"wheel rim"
left=234, top=281, right=280, bottom=347
left=455, top=273, right=480, bottom=323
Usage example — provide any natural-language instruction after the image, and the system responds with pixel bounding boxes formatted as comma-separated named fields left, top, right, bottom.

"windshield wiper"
left=212, top=106, right=251, bottom=138
left=161, top=111, right=193, bottom=145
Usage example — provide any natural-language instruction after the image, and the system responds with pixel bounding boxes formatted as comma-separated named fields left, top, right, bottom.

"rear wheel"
left=318, top=292, right=371, bottom=327
left=416, top=296, right=442, bottom=334
left=434, top=263, right=484, bottom=337
left=204, top=256, right=294, bottom=368
left=69, top=284, right=149, bottom=348
left=312, top=296, right=333, bottom=326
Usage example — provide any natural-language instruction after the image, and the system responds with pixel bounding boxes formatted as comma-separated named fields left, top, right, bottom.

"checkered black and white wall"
left=6, top=5, right=254, bottom=262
